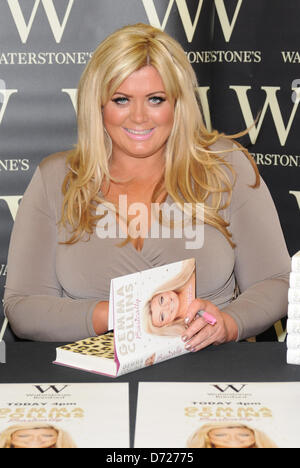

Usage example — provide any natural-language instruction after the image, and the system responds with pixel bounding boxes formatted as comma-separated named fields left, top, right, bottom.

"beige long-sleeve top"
left=3, top=141, right=291, bottom=342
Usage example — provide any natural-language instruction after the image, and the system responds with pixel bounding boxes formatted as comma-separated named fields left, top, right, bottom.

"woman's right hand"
left=92, top=301, right=109, bottom=335
left=182, top=298, right=238, bottom=351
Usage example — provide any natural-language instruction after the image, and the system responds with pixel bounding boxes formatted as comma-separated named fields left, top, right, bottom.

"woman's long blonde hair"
left=60, top=23, right=259, bottom=245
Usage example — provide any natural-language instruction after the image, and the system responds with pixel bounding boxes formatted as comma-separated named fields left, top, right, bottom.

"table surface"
left=1, top=341, right=300, bottom=447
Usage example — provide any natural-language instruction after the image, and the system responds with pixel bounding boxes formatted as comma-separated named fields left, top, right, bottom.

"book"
left=290, top=272, right=300, bottom=289
left=287, top=349, right=300, bottom=364
left=287, top=319, right=300, bottom=334
left=291, top=250, right=300, bottom=272
left=288, top=288, right=300, bottom=304
left=287, top=252, right=300, bottom=365
left=287, top=334, right=300, bottom=349
left=0, top=317, right=8, bottom=363
left=54, top=258, right=196, bottom=377
left=134, top=382, right=300, bottom=448
left=0, top=382, right=129, bottom=448
left=55, top=332, right=116, bottom=376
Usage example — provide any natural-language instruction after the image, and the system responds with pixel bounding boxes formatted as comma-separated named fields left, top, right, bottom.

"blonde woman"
left=0, top=423, right=76, bottom=448
left=143, top=258, right=195, bottom=336
left=187, top=422, right=277, bottom=449
left=4, top=24, right=290, bottom=347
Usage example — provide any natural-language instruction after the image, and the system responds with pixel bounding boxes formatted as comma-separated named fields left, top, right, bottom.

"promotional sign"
left=0, top=0, right=298, bottom=341
left=0, top=382, right=129, bottom=448
left=135, top=382, right=300, bottom=448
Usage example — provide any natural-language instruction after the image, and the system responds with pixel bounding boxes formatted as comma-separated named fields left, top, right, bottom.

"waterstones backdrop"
left=0, top=0, right=299, bottom=341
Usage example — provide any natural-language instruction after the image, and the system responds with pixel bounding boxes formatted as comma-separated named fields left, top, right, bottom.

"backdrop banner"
left=0, top=0, right=299, bottom=341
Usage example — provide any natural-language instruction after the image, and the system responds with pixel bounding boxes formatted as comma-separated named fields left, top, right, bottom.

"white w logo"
left=142, top=0, right=243, bottom=43
left=230, top=86, right=300, bottom=146
left=0, top=196, right=23, bottom=221
left=0, top=89, right=18, bottom=125
left=6, top=0, right=74, bottom=43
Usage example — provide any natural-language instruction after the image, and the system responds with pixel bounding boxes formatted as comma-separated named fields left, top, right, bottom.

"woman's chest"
left=55, top=223, right=235, bottom=301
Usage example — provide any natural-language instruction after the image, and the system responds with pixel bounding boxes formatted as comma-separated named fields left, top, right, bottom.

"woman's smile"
left=123, top=127, right=156, bottom=140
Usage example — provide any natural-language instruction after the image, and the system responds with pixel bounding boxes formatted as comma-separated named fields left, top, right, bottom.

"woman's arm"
left=219, top=175, right=290, bottom=341
left=181, top=149, right=290, bottom=349
left=4, top=162, right=103, bottom=342
left=92, top=301, right=109, bottom=335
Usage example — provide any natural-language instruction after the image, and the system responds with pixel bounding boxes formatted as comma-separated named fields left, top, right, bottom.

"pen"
left=197, top=310, right=217, bottom=326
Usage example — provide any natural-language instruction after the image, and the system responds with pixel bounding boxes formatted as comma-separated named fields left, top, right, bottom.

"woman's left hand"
left=182, top=298, right=238, bottom=352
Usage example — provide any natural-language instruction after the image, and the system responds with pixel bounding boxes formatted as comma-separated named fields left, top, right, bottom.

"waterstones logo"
left=0, top=159, right=29, bottom=171
left=61, top=88, right=77, bottom=111
left=290, top=191, right=300, bottom=211
left=0, top=86, right=75, bottom=125
left=6, top=0, right=74, bottom=43
left=187, top=50, right=261, bottom=64
left=0, top=85, right=18, bottom=125
left=198, top=85, right=300, bottom=146
left=0, top=196, right=23, bottom=221
left=282, top=51, right=300, bottom=64
left=0, top=51, right=92, bottom=66
left=251, top=152, right=300, bottom=168
left=142, top=0, right=243, bottom=43
left=229, top=86, right=300, bottom=146
left=211, top=384, right=247, bottom=393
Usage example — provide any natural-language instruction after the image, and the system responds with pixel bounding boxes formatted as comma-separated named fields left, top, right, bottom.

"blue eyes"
left=112, top=96, right=166, bottom=105
left=149, top=96, right=166, bottom=105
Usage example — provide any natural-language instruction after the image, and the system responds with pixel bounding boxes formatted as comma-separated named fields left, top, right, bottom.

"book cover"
left=134, top=382, right=300, bottom=448
left=0, top=382, right=129, bottom=448
left=54, top=332, right=117, bottom=376
left=55, top=258, right=195, bottom=377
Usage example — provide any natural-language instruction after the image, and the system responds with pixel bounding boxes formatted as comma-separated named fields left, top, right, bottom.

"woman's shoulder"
left=210, top=136, right=258, bottom=187
left=39, top=149, right=71, bottom=179
left=34, top=150, right=72, bottom=209
left=209, top=136, right=262, bottom=214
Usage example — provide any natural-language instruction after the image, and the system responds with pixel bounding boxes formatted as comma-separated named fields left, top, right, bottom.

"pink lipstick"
left=123, top=127, right=155, bottom=141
